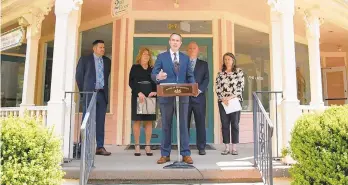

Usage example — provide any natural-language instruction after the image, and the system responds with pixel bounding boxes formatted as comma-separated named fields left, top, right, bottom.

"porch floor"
left=62, top=143, right=290, bottom=183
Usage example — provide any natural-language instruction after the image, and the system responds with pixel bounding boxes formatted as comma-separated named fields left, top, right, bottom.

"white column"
left=305, top=9, right=325, bottom=107
left=269, top=11, right=283, bottom=158
left=20, top=10, right=44, bottom=108
left=268, top=0, right=300, bottom=164
left=64, top=7, right=81, bottom=159
left=47, top=0, right=82, bottom=159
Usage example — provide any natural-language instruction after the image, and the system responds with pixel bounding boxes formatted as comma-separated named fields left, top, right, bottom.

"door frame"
left=131, top=37, right=214, bottom=145
left=321, top=52, right=348, bottom=105
left=322, top=66, right=348, bottom=105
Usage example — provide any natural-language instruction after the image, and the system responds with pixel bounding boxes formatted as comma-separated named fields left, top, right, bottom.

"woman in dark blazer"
left=129, top=48, right=157, bottom=156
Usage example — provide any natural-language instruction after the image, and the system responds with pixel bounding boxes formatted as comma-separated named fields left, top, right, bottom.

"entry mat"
left=125, top=144, right=216, bottom=150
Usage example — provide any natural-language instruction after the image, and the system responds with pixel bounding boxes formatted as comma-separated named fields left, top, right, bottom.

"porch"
left=62, top=143, right=290, bottom=183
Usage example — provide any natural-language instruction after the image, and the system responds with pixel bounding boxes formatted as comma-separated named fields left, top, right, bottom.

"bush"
left=289, top=105, right=348, bottom=185
left=0, top=115, right=64, bottom=185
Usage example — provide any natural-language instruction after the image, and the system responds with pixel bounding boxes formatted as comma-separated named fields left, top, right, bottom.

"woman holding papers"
left=215, top=52, right=245, bottom=155
left=129, top=48, right=157, bottom=156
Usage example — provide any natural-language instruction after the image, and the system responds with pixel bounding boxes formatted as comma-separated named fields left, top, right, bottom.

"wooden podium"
left=157, top=83, right=198, bottom=169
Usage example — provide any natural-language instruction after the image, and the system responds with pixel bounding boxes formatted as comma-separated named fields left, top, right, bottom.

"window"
left=234, top=24, right=270, bottom=111
left=43, top=41, right=54, bottom=105
left=1, top=44, right=26, bottom=107
left=134, top=20, right=212, bottom=34
left=79, top=23, right=113, bottom=112
left=295, top=42, right=311, bottom=105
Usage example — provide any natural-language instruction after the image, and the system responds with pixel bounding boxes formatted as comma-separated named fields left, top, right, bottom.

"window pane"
left=1, top=55, right=25, bottom=107
left=43, top=41, right=54, bottom=105
left=134, top=20, right=212, bottom=34
left=80, top=23, right=113, bottom=112
left=295, top=42, right=311, bottom=105
left=234, top=24, right=270, bottom=111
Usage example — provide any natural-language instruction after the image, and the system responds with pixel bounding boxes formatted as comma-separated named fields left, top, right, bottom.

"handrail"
left=64, top=91, right=95, bottom=160
left=79, top=91, right=98, bottom=185
left=253, top=92, right=274, bottom=185
left=254, top=91, right=282, bottom=159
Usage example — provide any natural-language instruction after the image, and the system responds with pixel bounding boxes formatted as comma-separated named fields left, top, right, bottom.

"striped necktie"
left=97, top=57, right=104, bottom=88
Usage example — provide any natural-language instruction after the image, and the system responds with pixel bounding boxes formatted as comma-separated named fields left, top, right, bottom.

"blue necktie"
left=97, top=57, right=104, bottom=88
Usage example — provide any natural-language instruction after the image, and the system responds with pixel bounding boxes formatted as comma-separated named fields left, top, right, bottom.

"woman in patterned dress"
left=215, top=52, right=245, bottom=155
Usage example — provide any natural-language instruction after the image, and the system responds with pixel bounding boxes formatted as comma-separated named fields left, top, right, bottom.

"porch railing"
left=254, top=91, right=282, bottom=159
left=299, top=105, right=328, bottom=114
left=0, top=106, right=48, bottom=125
left=79, top=91, right=97, bottom=185
left=253, top=92, right=274, bottom=185
left=64, top=91, right=95, bottom=160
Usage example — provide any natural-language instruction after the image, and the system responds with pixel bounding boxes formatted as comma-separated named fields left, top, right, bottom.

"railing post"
left=253, top=93, right=258, bottom=167
left=269, top=127, right=274, bottom=185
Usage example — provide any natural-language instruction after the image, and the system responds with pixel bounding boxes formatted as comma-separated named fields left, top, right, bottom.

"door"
left=322, top=67, right=348, bottom=106
left=131, top=37, right=214, bottom=145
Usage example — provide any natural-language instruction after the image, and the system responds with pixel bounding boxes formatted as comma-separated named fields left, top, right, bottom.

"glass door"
left=131, top=37, right=214, bottom=145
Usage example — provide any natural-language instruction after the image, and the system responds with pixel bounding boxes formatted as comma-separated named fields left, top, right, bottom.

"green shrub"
left=289, top=105, right=348, bottom=185
left=0, top=115, right=64, bottom=185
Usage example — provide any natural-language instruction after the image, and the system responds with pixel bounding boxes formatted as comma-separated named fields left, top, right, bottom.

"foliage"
left=288, top=105, right=348, bottom=185
left=0, top=115, right=64, bottom=185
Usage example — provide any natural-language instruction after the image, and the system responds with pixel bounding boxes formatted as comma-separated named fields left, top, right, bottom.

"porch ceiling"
left=3, top=0, right=347, bottom=48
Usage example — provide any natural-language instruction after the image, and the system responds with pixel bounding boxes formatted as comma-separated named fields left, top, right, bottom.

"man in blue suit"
left=187, top=41, right=209, bottom=155
left=152, top=33, right=196, bottom=164
left=76, top=40, right=111, bottom=156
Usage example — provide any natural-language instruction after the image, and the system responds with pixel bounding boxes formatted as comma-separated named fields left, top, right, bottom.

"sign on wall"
left=1, top=27, right=25, bottom=52
left=111, top=0, right=131, bottom=18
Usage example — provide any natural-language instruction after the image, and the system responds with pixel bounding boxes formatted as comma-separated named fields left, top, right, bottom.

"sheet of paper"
left=221, top=98, right=242, bottom=114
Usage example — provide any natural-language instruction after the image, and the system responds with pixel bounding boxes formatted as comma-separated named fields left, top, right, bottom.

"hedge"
left=289, top=105, right=348, bottom=185
left=0, top=115, right=64, bottom=185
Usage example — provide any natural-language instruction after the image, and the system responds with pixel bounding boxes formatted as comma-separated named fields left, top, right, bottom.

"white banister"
left=0, top=106, right=48, bottom=126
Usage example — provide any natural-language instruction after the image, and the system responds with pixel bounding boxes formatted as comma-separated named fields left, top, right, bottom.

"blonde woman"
left=215, top=52, right=245, bottom=155
left=129, top=48, right=157, bottom=156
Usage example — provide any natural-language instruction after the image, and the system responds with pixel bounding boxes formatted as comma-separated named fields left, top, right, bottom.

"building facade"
left=1, top=0, right=348, bottom=161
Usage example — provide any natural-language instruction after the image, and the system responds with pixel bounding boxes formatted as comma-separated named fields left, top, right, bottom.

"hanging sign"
left=1, top=26, right=25, bottom=51
left=111, top=0, right=130, bottom=18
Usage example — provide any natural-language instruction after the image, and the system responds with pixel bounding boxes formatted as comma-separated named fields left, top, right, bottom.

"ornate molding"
left=72, top=0, right=83, bottom=10
left=16, top=0, right=54, bottom=37
left=267, top=0, right=281, bottom=12
left=55, top=0, right=83, bottom=15
left=303, top=8, right=323, bottom=38
left=267, top=0, right=295, bottom=14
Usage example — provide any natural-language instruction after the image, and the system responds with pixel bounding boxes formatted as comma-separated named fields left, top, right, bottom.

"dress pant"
left=82, top=90, right=107, bottom=148
left=188, top=96, right=206, bottom=150
left=159, top=99, right=190, bottom=157
left=218, top=101, right=241, bottom=144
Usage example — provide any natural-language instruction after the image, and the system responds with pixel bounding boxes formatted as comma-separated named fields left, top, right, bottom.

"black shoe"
left=198, top=150, right=206, bottom=155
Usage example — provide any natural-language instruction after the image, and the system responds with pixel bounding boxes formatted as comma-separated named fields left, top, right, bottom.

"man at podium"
left=151, top=33, right=196, bottom=164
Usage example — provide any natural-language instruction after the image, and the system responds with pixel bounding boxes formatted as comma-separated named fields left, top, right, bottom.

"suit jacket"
left=75, top=54, right=111, bottom=103
left=151, top=50, right=195, bottom=103
left=190, top=59, right=209, bottom=104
